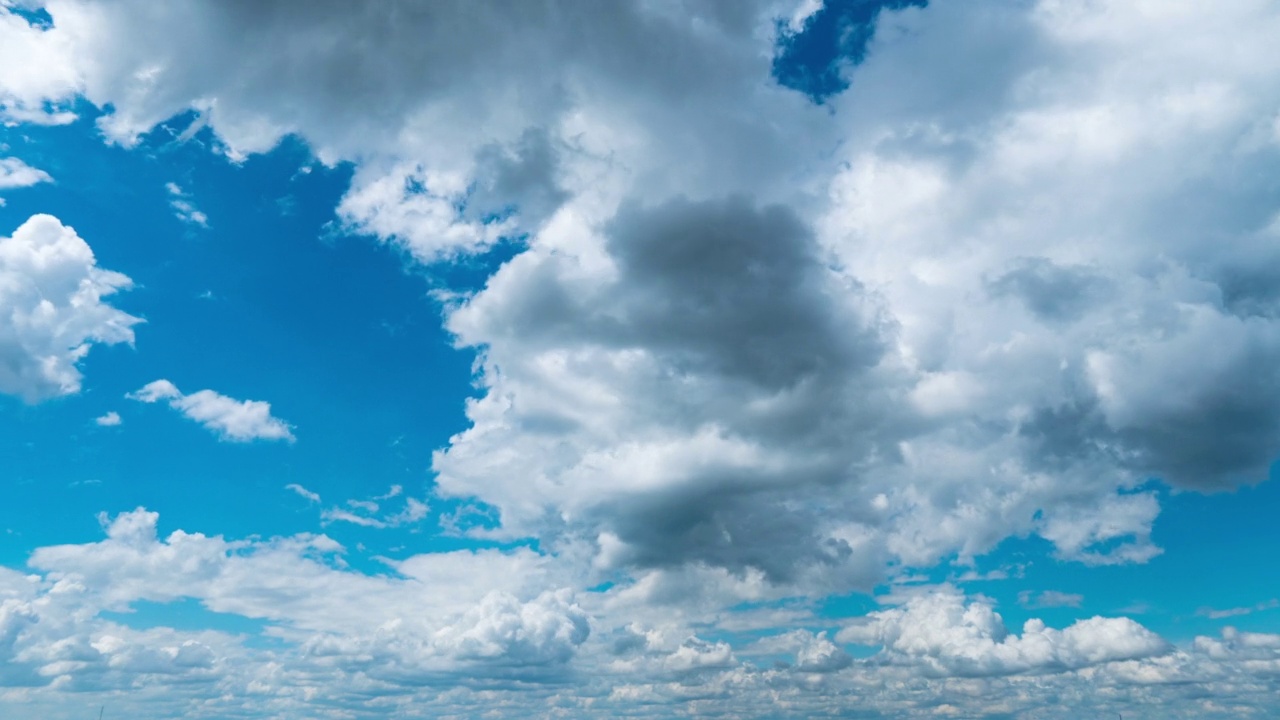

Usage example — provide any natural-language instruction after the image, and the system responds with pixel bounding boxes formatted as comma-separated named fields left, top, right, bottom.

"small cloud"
left=0, top=157, right=52, bottom=189
left=285, top=483, right=321, bottom=503
left=321, top=508, right=388, bottom=528
left=1019, top=590, right=1084, bottom=609
left=94, top=411, right=122, bottom=427
left=129, top=379, right=295, bottom=442
left=166, top=182, right=209, bottom=227
left=1197, top=599, right=1280, bottom=620
left=320, top=486, right=428, bottom=530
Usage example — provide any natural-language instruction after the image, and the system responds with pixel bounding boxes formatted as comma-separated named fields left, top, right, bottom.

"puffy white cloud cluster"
left=129, top=379, right=295, bottom=442
left=4, top=512, right=1279, bottom=718
left=0, top=214, right=140, bottom=401
left=838, top=588, right=1169, bottom=677
left=15, top=509, right=592, bottom=692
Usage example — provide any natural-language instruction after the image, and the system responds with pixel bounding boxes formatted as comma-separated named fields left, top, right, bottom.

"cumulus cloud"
left=94, top=410, right=121, bottom=426
left=8, top=512, right=1278, bottom=718
left=5, top=0, right=1280, bottom=714
left=0, top=156, right=52, bottom=189
left=13, top=0, right=1276, bottom=597
left=313, top=485, right=429, bottom=529
left=0, top=214, right=141, bottom=401
left=1019, top=590, right=1084, bottom=609
left=128, top=379, right=295, bottom=442
left=838, top=588, right=1170, bottom=677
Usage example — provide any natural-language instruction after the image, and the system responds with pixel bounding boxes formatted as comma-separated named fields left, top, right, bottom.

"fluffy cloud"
left=19, top=509, right=592, bottom=692
left=9, top=0, right=1276, bottom=598
left=0, top=214, right=141, bottom=401
left=0, top=6, right=78, bottom=124
left=129, top=379, right=295, bottom=442
left=5, top=0, right=1280, bottom=715
left=0, top=156, right=52, bottom=189
left=838, top=588, right=1169, bottom=677
left=6, top=514, right=1279, bottom=719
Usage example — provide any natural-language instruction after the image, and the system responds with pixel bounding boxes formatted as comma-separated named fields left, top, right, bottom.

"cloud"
left=0, top=7, right=79, bottom=124
left=0, top=156, right=52, bottom=189
left=164, top=182, right=208, bottom=226
left=284, top=484, right=320, bottom=503
left=128, top=379, right=295, bottom=442
left=838, top=588, right=1170, bottom=677
left=8, top=511, right=1278, bottom=718
left=5, top=0, right=1280, bottom=714
left=94, top=410, right=121, bottom=427
left=318, top=487, right=428, bottom=529
left=1197, top=598, right=1280, bottom=620
left=0, top=214, right=141, bottom=402
left=21, top=509, right=590, bottom=689
left=1019, top=590, right=1084, bottom=609
left=22, top=0, right=1275, bottom=594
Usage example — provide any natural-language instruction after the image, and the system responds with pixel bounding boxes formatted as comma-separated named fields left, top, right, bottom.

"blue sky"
left=2, top=1, right=1280, bottom=718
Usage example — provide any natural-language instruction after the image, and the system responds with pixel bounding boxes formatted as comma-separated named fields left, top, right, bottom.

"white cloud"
left=0, top=156, right=52, bottom=189
left=0, top=214, right=141, bottom=402
left=164, top=182, right=207, bottom=226
left=318, top=487, right=428, bottom=529
left=0, top=7, right=79, bottom=124
left=1197, top=598, right=1280, bottom=620
left=1019, top=590, right=1084, bottom=609
left=5, top=0, right=1280, bottom=714
left=284, top=483, right=320, bottom=503
left=128, top=379, right=294, bottom=442
left=94, top=410, right=121, bottom=427
left=837, top=588, right=1170, bottom=677
left=3, top=510, right=1280, bottom=717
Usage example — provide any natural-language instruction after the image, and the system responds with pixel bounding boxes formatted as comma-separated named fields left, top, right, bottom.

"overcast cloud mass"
left=1, top=0, right=1280, bottom=717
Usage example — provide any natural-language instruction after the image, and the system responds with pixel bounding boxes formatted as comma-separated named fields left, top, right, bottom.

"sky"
left=1, top=0, right=1280, bottom=718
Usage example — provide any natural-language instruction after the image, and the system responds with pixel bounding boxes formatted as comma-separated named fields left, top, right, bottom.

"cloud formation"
left=129, top=379, right=295, bottom=442
left=838, top=588, right=1169, bottom=677
left=5, top=0, right=1274, bottom=604
left=3, top=0, right=1280, bottom=716
left=0, top=214, right=140, bottom=401
left=0, top=509, right=1275, bottom=719
left=0, top=156, right=51, bottom=189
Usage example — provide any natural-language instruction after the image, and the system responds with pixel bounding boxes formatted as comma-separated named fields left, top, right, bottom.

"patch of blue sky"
left=0, top=105, right=510, bottom=570
left=99, top=597, right=269, bottom=637
left=774, top=0, right=928, bottom=102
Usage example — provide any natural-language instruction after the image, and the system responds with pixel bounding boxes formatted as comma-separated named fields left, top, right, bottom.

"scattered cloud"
left=1, top=509, right=1276, bottom=718
left=284, top=483, right=320, bottom=504
left=165, top=182, right=208, bottom=226
left=94, top=411, right=122, bottom=427
left=3, top=0, right=1280, bottom=715
left=1020, top=590, right=1085, bottom=609
left=319, top=487, right=428, bottom=530
left=838, top=588, right=1170, bottom=677
left=128, top=379, right=294, bottom=442
left=1197, top=598, right=1280, bottom=620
